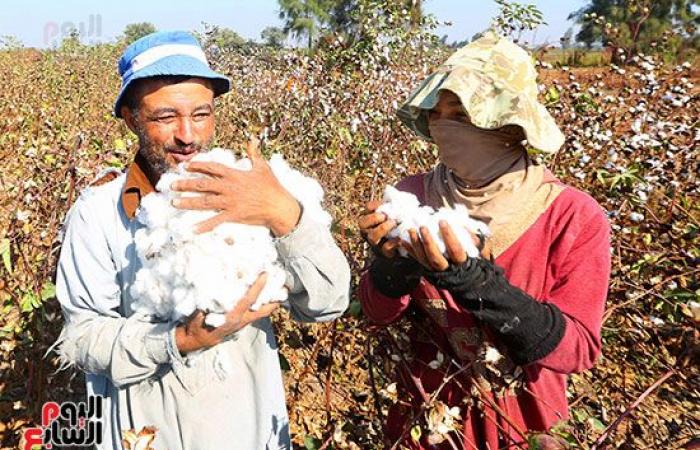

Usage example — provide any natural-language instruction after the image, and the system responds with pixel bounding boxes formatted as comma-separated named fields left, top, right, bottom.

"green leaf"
left=346, top=300, right=363, bottom=318
left=106, top=156, right=125, bottom=169
left=527, top=436, right=542, bottom=450
left=588, top=417, right=606, bottom=431
left=410, top=425, right=422, bottom=443
left=40, top=281, right=56, bottom=301
left=114, top=138, right=127, bottom=152
left=279, top=353, right=291, bottom=371
left=662, top=288, right=699, bottom=301
left=338, top=127, right=352, bottom=145
left=544, top=86, right=560, bottom=105
left=20, top=292, right=40, bottom=313
left=0, top=324, right=14, bottom=338
left=303, top=435, right=322, bottom=450
left=571, top=408, right=588, bottom=423
left=0, top=238, right=11, bottom=274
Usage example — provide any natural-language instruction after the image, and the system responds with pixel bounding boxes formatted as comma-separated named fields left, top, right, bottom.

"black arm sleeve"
left=369, top=255, right=423, bottom=298
left=424, top=258, right=566, bottom=365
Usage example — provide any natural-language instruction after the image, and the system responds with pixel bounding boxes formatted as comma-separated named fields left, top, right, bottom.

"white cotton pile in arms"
left=130, top=148, right=332, bottom=328
left=376, top=186, right=490, bottom=258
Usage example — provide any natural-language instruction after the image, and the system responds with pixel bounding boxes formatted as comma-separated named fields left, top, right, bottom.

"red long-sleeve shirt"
left=360, top=172, right=611, bottom=449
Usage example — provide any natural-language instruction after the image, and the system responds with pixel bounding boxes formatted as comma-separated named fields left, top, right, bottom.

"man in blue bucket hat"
left=53, top=31, right=350, bottom=450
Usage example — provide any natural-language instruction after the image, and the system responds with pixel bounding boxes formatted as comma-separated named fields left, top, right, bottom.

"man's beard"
left=134, top=123, right=213, bottom=183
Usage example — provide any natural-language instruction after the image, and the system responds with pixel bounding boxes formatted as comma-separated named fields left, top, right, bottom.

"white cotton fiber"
left=130, top=148, right=331, bottom=330
left=376, top=186, right=490, bottom=258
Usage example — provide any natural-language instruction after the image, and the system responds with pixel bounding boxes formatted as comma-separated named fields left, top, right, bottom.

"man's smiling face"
left=121, top=77, right=216, bottom=179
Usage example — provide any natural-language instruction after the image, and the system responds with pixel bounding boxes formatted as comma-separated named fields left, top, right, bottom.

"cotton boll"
left=153, top=252, right=176, bottom=279
left=168, top=209, right=214, bottom=242
left=172, top=287, right=197, bottom=321
left=377, top=186, right=421, bottom=217
left=483, top=345, right=503, bottom=365
left=154, top=172, right=181, bottom=195
left=205, top=312, right=226, bottom=328
left=268, top=154, right=333, bottom=228
left=133, top=229, right=154, bottom=259
left=252, top=263, right=289, bottom=310
left=137, top=193, right=173, bottom=229
left=199, top=147, right=240, bottom=167
left=130, top=147, right=332, bottom=376
left=377, top=186, right=489, bottom=259
left=432, top=206, right=487, bottom=258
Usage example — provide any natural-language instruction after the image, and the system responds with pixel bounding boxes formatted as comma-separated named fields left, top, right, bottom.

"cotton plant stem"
left=590, top=368, right=676, bottom=450
left=469, top=381, right=529, bottom=445
left=444, top=433, right=462, bottom=450
left=317, top=432, right=334, bottom=450
left=369, top=128, right=391, bottom=201
left=375, top=323, right=528, bottom=450
left=288, top=322, right=335, bottom=410
left=365, top=337, right=386, bottom=434
left=400, top=317, right=529, bottom=450
left=450, top=376, right=529, bottom=450
left=324, top=323, right=338, bottom=420
left=385, top=331, right=431, bottom=404
left=415, top=319, right=531, bottom=448
left=603, top=267, right=700, bottom=322
left=392, top=360, right=479, bottom=450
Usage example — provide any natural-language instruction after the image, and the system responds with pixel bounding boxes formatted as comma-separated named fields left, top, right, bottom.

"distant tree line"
left=5, top=0, right=693, bottom=62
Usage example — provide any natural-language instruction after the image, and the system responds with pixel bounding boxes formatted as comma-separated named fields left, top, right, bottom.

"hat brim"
left=396, top=74, right=565, bottom=154
left=113, top=54, right=231, bottom=118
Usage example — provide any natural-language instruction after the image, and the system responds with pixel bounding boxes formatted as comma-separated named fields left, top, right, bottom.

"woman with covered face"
left=358, top=32, right=610, bottom=449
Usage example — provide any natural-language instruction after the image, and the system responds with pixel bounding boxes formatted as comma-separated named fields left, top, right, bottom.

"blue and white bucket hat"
left=113, top=30, right=231, bottom=118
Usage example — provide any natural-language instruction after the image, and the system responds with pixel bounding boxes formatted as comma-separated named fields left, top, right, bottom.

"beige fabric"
left=428, top=118, right=525, bottom=187
left=424, top=159, right=564, bottom=258
left=397, top=31, right=564, bottom=154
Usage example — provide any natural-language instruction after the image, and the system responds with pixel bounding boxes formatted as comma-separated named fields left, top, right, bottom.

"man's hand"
left=174, top=273, right=280, bottom=355
left=400, top=221, right=477, bottom=271
left=358, top=200, right=401, bottom=258
left=171, top=138, right=302, bottom=236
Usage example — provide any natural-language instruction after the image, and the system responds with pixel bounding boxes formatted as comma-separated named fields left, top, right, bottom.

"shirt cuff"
left=143, top=321, right=193, bottom=367
left=143, top=321, right=175, bottom=365
left=274, top=206, right=320, bottom=260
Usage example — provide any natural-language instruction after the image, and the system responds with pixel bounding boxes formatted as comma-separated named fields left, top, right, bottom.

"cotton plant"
left=130, top=148, right=332, bottom=332
left=376, top=186, right=490, bottom=258
left=425, top=401, right=462, bottom=445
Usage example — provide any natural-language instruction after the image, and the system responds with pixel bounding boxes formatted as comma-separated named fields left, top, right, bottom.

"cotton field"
left=0, top=31, right=697, bottom=450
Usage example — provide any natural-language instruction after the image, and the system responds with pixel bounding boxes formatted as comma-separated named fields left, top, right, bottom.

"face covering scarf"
left=424, top=119, right=563, bottom=258
left=428, top=118, right=525, bottom=188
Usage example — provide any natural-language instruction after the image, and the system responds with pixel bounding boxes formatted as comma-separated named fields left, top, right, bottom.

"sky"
left=0, top=0, right=589, bottom=49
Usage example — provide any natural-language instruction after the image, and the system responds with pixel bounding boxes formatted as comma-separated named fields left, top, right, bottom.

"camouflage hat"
left=396, top=31, right=564, bottom=153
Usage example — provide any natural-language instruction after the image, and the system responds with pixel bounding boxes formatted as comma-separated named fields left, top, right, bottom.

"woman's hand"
left=358, top=200, right=401, bottom=258
left=401, top=221, right=472, bottom=271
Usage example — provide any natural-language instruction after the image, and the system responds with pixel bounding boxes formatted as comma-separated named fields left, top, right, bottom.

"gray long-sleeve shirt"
left=54, top=170, right=350, bottom=450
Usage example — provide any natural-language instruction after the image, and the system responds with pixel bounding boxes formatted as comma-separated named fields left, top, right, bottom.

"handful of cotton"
left=376, top=186, right=489, bottom=258
left=130, top=148, right=331, bottom=329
